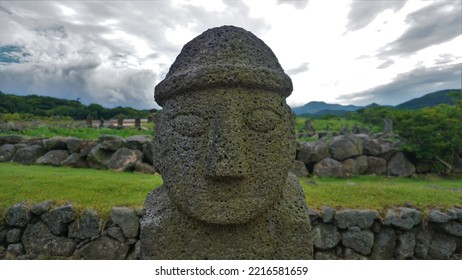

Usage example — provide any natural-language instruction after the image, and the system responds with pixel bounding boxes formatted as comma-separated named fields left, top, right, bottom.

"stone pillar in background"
left=86, top=115, right=92, bottom=128
left=304, top=119, right=316, bottom=137
left=384, top=118, right=393, bottom=134
left=99, top=118, right=105, bottom=128
left=134, top=117, right=141, bottom=130
left=140, top=25, right=313, bottom=260
left=116, top=115, right=124, bottom=129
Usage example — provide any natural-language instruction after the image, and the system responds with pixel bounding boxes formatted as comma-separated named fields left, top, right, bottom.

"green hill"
left=395, top=89, right=461, bottom=110
left=0, top=91, right=152, bottom=120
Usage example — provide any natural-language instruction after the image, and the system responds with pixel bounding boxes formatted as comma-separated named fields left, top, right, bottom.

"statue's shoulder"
left=143, top=185, right=176, bottom=220
left=284, top=172, right=308, bottom=205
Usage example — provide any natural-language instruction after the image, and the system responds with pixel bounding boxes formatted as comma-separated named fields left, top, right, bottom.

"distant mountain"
left=395, top=89, right=461, bottom=110
left=292, top=89, right=461, bottom=116
left=292, top=101, right=362, bottom=115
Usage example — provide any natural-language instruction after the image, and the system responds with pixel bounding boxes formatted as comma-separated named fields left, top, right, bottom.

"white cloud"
left=0, top=0, right=460, bottom=110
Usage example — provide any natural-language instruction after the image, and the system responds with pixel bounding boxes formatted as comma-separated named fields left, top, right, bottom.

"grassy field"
left=0, top=163, right=161, bottom=219
left=0, top=124, right=154, bottom=140
left=1, top=163, right=461, bottom=220
left=302, top=176, right=462, bottom=215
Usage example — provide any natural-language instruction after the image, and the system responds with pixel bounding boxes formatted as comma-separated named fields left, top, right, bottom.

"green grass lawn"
left=1, top=163, right=461, bottom=220
left=0, top=123, right=154, bottom=140
left=0, top=163, right=162, bottom=219
left=302, top=176, right=462, bottom=215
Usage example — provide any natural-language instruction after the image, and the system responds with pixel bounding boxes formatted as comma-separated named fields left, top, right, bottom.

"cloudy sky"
left=0, top=0, right=461, bottom=109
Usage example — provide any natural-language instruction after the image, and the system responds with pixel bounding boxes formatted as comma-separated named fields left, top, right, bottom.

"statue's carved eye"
left=172, top=114, right=207, bottom=137
left=245, top=109, right=279, bottom=132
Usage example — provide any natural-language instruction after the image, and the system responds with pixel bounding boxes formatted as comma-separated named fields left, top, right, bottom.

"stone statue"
left=140, top=26, right=313, bottom=260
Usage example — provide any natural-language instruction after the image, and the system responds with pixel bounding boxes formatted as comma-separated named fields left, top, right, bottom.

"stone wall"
left=1, top=134, right=417, bottom=178
left=1, top=202, right=461, bottom=260
left=0, top=135, right=156, bottom=173
left=292, top=134, right=420, bottom=178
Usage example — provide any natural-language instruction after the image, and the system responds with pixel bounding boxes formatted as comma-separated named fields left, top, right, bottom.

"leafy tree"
left=393, top=102, right=462, bottom=173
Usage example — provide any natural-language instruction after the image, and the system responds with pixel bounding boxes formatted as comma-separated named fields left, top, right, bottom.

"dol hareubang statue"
left=140, top=26, right=313, bottom=259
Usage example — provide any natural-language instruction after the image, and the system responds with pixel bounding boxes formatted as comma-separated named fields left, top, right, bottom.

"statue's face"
left=155, top=88, right=295, bottom=224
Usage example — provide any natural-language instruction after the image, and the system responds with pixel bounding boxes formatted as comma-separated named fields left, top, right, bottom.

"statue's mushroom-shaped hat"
left=154, top=25, right=293, bottom=106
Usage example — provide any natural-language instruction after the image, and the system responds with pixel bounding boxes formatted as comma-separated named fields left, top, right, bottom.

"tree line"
left=0, top=91, right=151, bottom=120
left=350, top=90, right=462, bottom=173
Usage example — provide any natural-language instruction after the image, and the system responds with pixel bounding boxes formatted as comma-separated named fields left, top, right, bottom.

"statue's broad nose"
left=205, top=114, right=247, bottom=179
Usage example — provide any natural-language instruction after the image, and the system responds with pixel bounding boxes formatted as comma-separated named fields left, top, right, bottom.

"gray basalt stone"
left=428, top=209, right=451, bottom=223
left=334, top=209, right=379, bottom=229
left=321, top=206, right=335, bottom=223
left=439, top=221, right=462, bottom=237
left=314, top=251, right=339, bottom=260
left=312, top=224, right=341, bottom=250
left=429, top=233, right=457, bottom=259
left=12, top=145, right=45, bottom=164
left=64, top=137, right=82, bottom=153
left=387, top=152, right=415, bottom=177
left=106, top=148, right=142, bottom=171
left=6, top=228, right=23, bottom=243
left=296, top=141, right=330, bottom=164
left=450, top=208, right=462, bottom=221
left=0, top=227, right=6, bottom=243
left=313, top=158, right=346, bottom=178
left=68, top=210, right=100, bottom=240
left=6, top=203, right=28, bottom=227
left=343, top=248, right=368, bottom=260
left=0, top=144, right=15, bottom=162
left=371, top=227, right=396, bottom=260
left=86, top=144, right=113, bottom=169
left=141, top=26, right=312, bottom=260
left=289, top=160, right=309, bottom=177
left=362, top=138, right=381, bottom=156
left=329, top=135, right=363, bottom=161
left=98, top=135, right=125, bottom=151
left=35, top=150, right=69, bottom=166
left=126, top=135, right=152, bottom=151
left=413, top=225, right=433, bottom=259
left=107, top=226, right=126, bottom=243
left=365, top=156, right=387, bottom=175
left=142, top=141, right=155, bottom=165
left=79, top=141, right=97, bottom=157
left=41, top=204, right=75, bottom=235
left=29, top=200, right=53, bottom=215
left=42, top=137, right=68, bottom=150
left=7, top=243, right=24, bottom=256
left=134, top=161, right=157, bottom=174
left=342, top=158, right=360, bottom=176
left=355, top=155, right=368, bottom=174
left=395, top=232, right=415, bottom=259
left=22, top=221, right=76, bottom=257
left=0, top=135, right=23, bottom=145
left=383, top=207, right=421, bottom=230
left=341, top=226, right=374, bottom=255
left=62, top=153, right=89, bottom=168
left=75, top=236, right=129, bottom=260
left=110, top=207, right=139, bottom=239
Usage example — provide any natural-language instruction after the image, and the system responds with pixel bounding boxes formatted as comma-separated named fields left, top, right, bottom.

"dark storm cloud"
left=286, top=63, right=310, bottom=76
left=379, top=1, right=462, bottom=57
left=277, top=0, right=309, bottom=10
left=345, top=0, right=407, bottom=32
left=337, top=63, right=462, bottom=106
left=0, top=1, right=270, bottom=109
